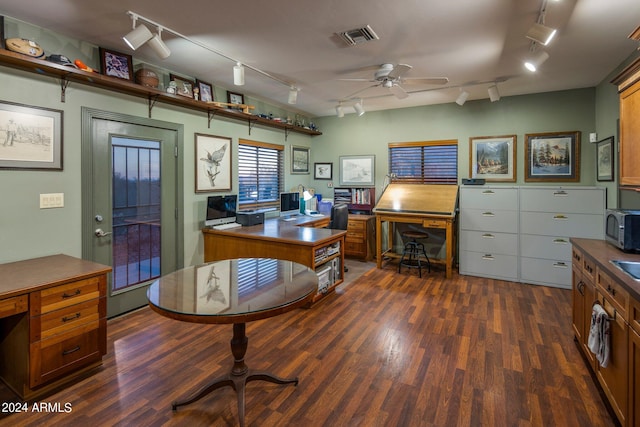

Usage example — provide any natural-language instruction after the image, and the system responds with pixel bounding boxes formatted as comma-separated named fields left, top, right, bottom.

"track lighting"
left=488, top=85, right=500, bottom=102
left=233, top=62, right=245, bottom=86
left=288, top=87, right=298, bottom=104
left=335, top=104, right=344, bottom=118
left=123, top=18, right=153, bottom=50
left=526, top=23, right=557, bottom=46
left=147, top=28, right=171, bottom=59
left=524, top=50, right=549, bottom=72
left=455, top=90, right=469, bottom=106
left=354, top=100, right=365, bottom=116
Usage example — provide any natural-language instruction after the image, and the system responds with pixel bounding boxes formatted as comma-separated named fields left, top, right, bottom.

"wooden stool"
left=398, top=231, right=430, bottom=277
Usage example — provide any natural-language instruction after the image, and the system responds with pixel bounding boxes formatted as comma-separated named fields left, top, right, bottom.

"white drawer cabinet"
left=519, top=187, right=605, bottom=289
left=459, top=187, right=519, bottom=281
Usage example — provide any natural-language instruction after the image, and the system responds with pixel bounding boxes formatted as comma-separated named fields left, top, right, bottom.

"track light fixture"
left=526, top=23, right=557, bottom=46
left=288, top=87, right=298, bottom=104
left=123, top=16, right=153, bottom=50
left=455, top=90, right=469, bottom=106
left=233, top=62, right=245, bottom=86
left=354, top=100, right=365, bottom=116
left=147, top=28, right=171, bottom=59
left=488, top=84, right=500, bottom=102
left=335, top=103, right=344, bottom=118
left=524, top=50, right=549, bottom=72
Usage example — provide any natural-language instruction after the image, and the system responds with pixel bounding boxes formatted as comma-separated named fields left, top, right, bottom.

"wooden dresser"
left=345, top=215, right=375, bottom=261
left=0, top=254, right=111, bottom=400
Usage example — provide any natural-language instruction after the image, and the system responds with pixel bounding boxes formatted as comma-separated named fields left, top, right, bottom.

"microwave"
left=605, top=209, right=640, bottom=252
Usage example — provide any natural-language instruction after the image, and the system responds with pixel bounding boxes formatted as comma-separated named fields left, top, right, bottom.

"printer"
left=236, top=210, right=264, bottom=226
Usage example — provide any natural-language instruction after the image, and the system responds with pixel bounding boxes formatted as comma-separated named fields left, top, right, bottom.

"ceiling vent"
left=337, top=25, right=379, bottom=46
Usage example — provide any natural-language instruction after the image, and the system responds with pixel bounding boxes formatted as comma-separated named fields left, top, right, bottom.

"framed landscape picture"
left=469, top=135, right=516, bottom=182
left=524, top=131, right=580, bottom=182
left=340, top=155, right=375, bottom=186
left=291, top=145, right=310, bottom=174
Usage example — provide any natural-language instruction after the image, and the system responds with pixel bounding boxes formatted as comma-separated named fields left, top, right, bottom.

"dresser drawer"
left=520, top=234, right=572, bottom=261
left=460, top=208, right=518, bottom=233
left=0, top=294, right=28, bottom=318
left=31, top=298, right=104, bottom=342
left=596, top=268, right=629, bottom=320
left=520, top=212, right=604, bottom=239
left=520, top=188, right=605, bottom=214
left=347, top=219, right=365, bottom=232
left=31, top=276, right=104, bottom=315
left=520, top=257, right=572, bottom=288
left=460, top=230, right=517, bottom=255
left=460, top=187, right=518, bottom=210
left=459, top=251, right=518, bottom=280
left=30, top=321, right=104, bottom=388
left=345, top=241, right=366, bottom=256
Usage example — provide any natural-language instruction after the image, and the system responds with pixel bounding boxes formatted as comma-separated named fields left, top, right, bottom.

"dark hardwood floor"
left=1, top=263, right=615, bottom=427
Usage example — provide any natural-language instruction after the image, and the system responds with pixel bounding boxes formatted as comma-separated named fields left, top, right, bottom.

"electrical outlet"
left=327, top=182, right=333, bottom=188
left=40, top=193, right=64, bottom=209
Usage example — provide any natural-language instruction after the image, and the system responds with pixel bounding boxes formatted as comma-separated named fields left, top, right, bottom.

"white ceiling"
left=1, top=0, right=639, bottom=117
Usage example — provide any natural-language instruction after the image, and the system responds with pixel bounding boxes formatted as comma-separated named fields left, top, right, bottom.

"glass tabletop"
left=147, top=258, right=318, bottom=322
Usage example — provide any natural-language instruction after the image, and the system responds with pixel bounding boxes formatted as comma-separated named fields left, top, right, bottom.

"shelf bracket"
left=248, top=119, right=256, bottom=135
left=207, top=110, right=217, bottom=128
left=284, top=127, right=291, bottom=142
left=59, top=77, right=70, bottom=103
left=148, top=94, right=160, bottom=118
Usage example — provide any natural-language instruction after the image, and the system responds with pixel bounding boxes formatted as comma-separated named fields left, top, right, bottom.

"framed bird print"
left=195, top=133, right=232, bottom=192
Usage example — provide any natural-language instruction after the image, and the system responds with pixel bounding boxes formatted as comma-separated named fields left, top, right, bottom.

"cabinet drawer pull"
left=606, top=285, right=617, bottom=296
left=482, top=212, right=495, bottom=217
left=482, top=254, right=495, bottom=260
left=553, top=190, right=568, bottom=196
left=482, top=190, right=495, bottom=194
left=62, top=289, right=81, bottom=299
left=577, top=281, right=585, bottom=296
left=62, top=313, right=81, bottom=322
left=481, top=233, right=495, bottom=239
left=553, top=262, right=568, bottom=268
left=553, top=214, right=568, bottom=220
left=62, top=346, right=81, bottom=356
left=553, top=238, right=568, bottom=244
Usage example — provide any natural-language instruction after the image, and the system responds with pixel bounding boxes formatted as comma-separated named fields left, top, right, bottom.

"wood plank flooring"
left=0, top=264, right=615, bottom=427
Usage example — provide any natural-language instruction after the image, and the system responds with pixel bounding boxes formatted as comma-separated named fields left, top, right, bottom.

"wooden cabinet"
left=572, top=247, right=597, bottom=369
left=612, top=56, right=640, bottom=187
left=344, top=215, right=375, bottom=260
left=630, top=320, right=640, bottom=427
left=0, top=255, right=110, bottom=400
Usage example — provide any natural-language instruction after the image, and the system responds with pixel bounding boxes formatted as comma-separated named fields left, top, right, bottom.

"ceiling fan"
left=340, top=63, right=449, bottom=100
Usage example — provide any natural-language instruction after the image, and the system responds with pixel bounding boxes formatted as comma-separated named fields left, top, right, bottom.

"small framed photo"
left=227, top=91, right=245, bottom=109
left=524, top=131, right=581, bottom=182
left=340, top=155, right=375, bottom=186
left=469, top=135, right=516, bottom=182
left=0, top=100, right=63, bottom=170
left=291, top=145, right=310, bottom=174
left=195, top=133, right=232, bottom=192
left=99, top=47, right=134, bottom=81
left=314, top=162, right=333, bottom=180
left=596, top=136, right=614, bottom=182
left=196, top=80, right=214, bottom=103
left=170, top=74, right=196, bottom=98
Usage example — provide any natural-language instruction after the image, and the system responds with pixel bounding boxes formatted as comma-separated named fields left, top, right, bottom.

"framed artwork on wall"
left=195, top=133, right=232, bottom=192
left=339, top=155, right=375, bottom=186
left=170, top=74, right=196, bottom=98
left=196, top=80, right=214, bottom=102
left=469, top=135, right=516, bottom=182
left=314, top=162, right=332, bottom=180
left=0, top=100, right=63, bottom=170
left=524, top=131, right=580, bottom=182
left=291, top=145, right=310, bottom=174
left=99, top=47, right=134, bottom=81
left=596, top=136, right=614, bottom=182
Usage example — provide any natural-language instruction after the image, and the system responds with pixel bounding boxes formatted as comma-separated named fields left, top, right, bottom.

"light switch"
left=40, top=193, right=64, bottom=209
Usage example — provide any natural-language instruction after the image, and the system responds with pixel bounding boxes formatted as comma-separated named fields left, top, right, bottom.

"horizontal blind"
left=389, top=141, right=458, bottom=184
left=238, top=140, right=283, bottom=208
left=237, top=258, right=279, bottom=296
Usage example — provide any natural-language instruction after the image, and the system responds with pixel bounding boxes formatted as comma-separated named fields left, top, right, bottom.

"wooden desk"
left=0, top=254, right=111, bottom=400
left=374, top=184, right=458, bottom=279
left=203, top=216, right=344, bottom=304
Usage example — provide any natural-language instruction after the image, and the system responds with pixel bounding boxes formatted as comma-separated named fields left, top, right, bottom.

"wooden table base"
left=171, top=323, right=298, bottom=427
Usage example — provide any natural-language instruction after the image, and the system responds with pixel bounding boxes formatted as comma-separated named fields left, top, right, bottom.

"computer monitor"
left=205, top=194, right=237, bottom=226
left=279, top=192, right=300, bottom=218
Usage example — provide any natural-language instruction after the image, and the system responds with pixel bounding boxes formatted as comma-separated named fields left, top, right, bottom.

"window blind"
left=238, top=139, right=284, bottom=208
left=388, top=140, right=458, bottom=184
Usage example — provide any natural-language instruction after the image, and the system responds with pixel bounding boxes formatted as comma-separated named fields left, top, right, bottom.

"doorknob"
left=95, top=228, right=112, bottom=237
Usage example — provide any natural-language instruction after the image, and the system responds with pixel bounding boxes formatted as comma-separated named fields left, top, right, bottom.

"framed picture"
left=227, top=91, right=245, bottom=110
left=170, top=74, right=195, bottom=98
left=596, top=136, right=614, bottom=182
left=195, top=133, right=232, bottom=192
left=340, top=155, right=375, bottom=186
left=196, top=261, right=231, bottom=314
left=0, top=100, right=63, bottom=170
left=196, top=80, right=214, bottom=103
left=314, top=162, right=333, bottom=180
left=291, top=145, right=310, bottom=174
left=469, top=135, right=516, bottom=182
left=524, top=131, right=580, bottom=182
left=99, top=47, right=134, bottom=81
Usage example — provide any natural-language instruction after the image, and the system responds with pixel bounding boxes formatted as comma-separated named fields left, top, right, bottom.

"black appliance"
left=605, top=208, right=640, bottom=252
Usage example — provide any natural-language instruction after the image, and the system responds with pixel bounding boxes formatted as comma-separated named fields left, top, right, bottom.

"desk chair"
left=328, top=204, right=349, bottom=273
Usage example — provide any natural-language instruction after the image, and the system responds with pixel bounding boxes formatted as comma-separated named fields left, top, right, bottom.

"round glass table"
left=147, top=258, right=318, bottom=427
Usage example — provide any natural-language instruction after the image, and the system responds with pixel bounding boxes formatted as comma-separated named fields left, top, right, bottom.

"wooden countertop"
left=0, top=254, right=112, bottom=299
left=571, top=238, right=640, bottom=301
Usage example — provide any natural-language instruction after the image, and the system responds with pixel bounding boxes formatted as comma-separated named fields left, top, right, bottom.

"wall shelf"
left=0, top=49, right=321, bottom=138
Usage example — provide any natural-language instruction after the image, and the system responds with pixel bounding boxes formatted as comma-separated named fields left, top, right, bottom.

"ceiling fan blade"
left=403, top=77, right=449, bottom=85
left=387, top=64, right=413, bottom=79
left=338, top=78, right=376, bottom=82
left=344, top=83, right=380, bottom=99
left=389, top=84, right=409, bottom=99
